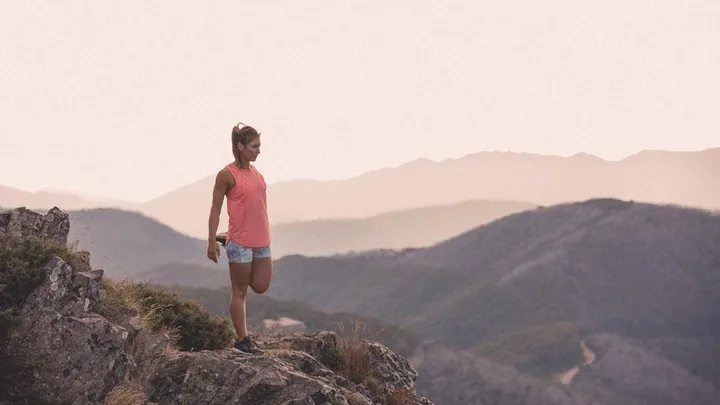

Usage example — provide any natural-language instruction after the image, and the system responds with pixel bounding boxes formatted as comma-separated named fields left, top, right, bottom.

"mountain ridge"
left=4, top=147, right=719, bottom=239
left=140, top=147, right=720, bottom=237
left=54, top=199, right=536, bottom=278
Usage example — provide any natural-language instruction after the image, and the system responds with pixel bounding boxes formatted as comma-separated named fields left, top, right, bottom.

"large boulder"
left=12, top=256, right=131, bottom=404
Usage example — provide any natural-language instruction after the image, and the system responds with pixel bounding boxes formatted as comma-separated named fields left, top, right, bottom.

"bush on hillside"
left=94, top=279, right=234, bottom=351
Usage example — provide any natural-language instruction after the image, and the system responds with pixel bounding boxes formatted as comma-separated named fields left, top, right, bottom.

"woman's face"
left=239, top=137, right=261, bottom=161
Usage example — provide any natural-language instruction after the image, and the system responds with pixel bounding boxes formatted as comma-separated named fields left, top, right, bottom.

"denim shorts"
left=225, top=239, right=272, bottom=263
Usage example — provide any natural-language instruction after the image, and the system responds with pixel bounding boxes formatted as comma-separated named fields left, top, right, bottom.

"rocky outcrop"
left=0, top=207, right=433, bottom=405
left=0, top=206, right=70, bottom=245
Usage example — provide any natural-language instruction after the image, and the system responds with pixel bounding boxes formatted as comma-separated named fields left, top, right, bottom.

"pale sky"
left=2, top=0, right=718, bottom=202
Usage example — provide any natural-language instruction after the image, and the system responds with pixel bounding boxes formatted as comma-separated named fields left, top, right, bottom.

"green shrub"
left=318, top=344, right=345, bottom=371
left=0, top=235, right=83, bottom=311
left=95, top=279, right=234, bottom=351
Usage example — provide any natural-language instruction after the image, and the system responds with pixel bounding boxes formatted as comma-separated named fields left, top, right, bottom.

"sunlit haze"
left=2, top=0, right=718, bottom=202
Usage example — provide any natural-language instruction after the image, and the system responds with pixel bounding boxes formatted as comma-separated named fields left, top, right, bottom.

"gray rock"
left=12, top=255, right=129, bottom=404
left=16, top=311, right=131, bottom=404
left=363, top=340, right=433, bottom=405
left=20, top=256, right=104, bottom=318
left=0, top=206, right=70, bottom=245
left=147, top=349, right=353, bottom=405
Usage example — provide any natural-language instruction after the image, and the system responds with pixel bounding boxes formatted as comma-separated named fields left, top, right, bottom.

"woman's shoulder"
left=216, top=163, right=238, bottom=183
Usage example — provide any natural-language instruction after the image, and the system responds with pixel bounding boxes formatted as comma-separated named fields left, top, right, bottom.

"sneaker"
left=233, top=336, right=264, bottom=354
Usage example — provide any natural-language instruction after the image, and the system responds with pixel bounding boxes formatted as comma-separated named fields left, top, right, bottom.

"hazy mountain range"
left=139, top=147, right=720, bottom=237
left=3, top=148, right=719, bottom=238
left=58, top=199, right=533, bottom=279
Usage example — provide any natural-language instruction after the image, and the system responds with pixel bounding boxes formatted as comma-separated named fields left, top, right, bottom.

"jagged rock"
left=121, top=315, right=172, bottom=395
left=142, top=332, right=434, bottom=405
left=148, top=349, right=353, bottom=404
left=16, top=312, right=131, bottom=404
left=12, top=255, right=130, bottom=404
left=0, top=206, right=70, bottom=245
left=21, top=256, right=104, bottom=318
left=261, top=330, right=340, bottom=358
left=363, top=341, right=433, bottom=405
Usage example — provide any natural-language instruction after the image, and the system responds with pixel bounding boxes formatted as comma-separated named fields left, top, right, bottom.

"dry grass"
left=103, top=384, right=147, bottom=405
left=335, top=319, right=373, bottom=384
left=334, top=320, right=417, bottom=404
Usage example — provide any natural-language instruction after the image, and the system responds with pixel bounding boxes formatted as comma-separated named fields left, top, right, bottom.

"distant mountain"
left=270, top=199, right=536, bottom=257
left=66, top=208, right=225, bottom=279
left=264, top=199, right=720, bottom=338
left=136, top=261, right=226, bottom=288
left=0, top=185, right=135, bottom=211
left=411, top=341, right=578, bottom=405
left=137, top=148, right=720, bottom=238
left=412, top=334, right=720, bottom=405
left=568, top=333, right=720, bottom=405
left=63, top=200, right=534, bottom=279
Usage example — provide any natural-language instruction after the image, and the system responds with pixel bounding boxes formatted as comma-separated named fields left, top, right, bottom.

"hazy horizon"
left=3, top=145, right=718, bottom=203
left=2, top=1, right=719, bottom=202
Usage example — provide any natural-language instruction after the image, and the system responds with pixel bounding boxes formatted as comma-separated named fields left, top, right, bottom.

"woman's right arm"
left=207, top=169, right=229, bottom=262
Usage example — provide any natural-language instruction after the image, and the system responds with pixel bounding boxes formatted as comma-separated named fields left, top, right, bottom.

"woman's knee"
left=231, top=283, right=249, bottom=298
left=250, top=283, right=270, bottom=294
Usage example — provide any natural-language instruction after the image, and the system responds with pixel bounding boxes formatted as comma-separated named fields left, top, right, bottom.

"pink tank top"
left=225, top=163, right=271, bottom=247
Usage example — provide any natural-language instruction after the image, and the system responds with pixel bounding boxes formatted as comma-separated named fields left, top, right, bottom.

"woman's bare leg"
left=250, top=257, right=273, bottom=294
left=229, top=262, right=252, bottom=339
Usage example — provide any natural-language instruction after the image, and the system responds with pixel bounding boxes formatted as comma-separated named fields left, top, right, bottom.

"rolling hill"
left=411, top=334, right=720, bottom=405
left=60, top=200, right=533, bottom=279
left=66, top=208, right=226, bottom=279
left=137, top=148, right=720, bottom=238
left=265, top=199, right=720, bottom=338
left=269, top=199, right=536, bottom=257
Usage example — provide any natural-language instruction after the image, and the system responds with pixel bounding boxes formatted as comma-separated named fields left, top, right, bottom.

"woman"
left=207, top=122, right=271, bottom=354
